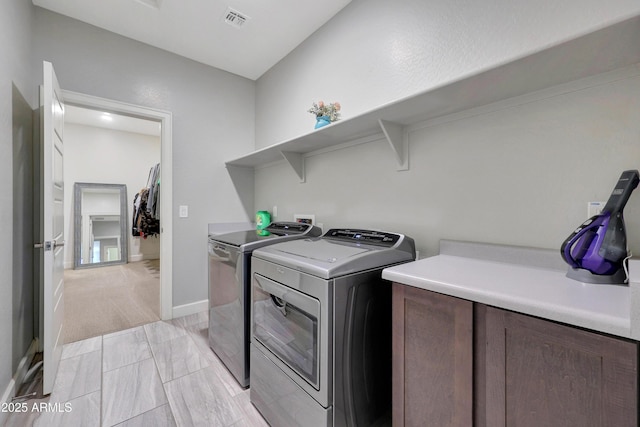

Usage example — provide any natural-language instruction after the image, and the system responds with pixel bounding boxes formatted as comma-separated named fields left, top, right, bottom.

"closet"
left=132, top=163, right=161, bottom=238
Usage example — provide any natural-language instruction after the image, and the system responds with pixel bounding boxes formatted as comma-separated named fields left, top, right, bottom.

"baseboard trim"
left=129, top=253, right=160, bottom=263
left=0, top=339, right=38, bottom=425
left=173, top=299, right=208, bottom=319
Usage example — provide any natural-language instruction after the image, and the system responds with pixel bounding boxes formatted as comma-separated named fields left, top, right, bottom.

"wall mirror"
left=74, top=182, right=128, bottom=269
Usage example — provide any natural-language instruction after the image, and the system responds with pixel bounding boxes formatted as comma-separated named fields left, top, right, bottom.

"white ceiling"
left=65, top=105, right=161, bottom=136
left=32, top=0, right=352, bottom=80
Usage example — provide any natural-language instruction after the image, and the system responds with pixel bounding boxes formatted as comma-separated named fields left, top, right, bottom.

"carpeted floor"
left=63, top=259, right=160, bottom=344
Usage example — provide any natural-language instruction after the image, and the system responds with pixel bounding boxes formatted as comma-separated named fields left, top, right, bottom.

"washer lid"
left=253, top=229, right=415, bottom=279
left=275, top=239, right=371, bottom=263
left=209, top=222, right=321, bottom=252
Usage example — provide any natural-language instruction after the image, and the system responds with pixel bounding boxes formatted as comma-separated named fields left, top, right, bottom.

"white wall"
left=63, top=123, right=161, bottom=268
left=80, top=191, right=120, bottom=265
left=81, top=191, right=120, bottom=215
left=254, top=0, right=640, bottom=259
left=256, top=0, right=640, bottom=148
left=34, top=8, right=256, bottom=306
left=1, top=0, right=35, bottom=415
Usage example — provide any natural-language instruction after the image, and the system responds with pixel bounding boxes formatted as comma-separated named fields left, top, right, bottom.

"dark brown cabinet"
left=477, top=305, right=638, bottom=427
left=392, top=283, right=639, bottom=427
left=392, top=283, right=473, bottom=427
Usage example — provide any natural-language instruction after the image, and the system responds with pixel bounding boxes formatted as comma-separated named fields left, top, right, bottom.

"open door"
left=38, top=61, right=65, bottom=395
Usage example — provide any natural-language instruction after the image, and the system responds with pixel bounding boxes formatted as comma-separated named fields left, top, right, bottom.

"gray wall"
left=1, top=0, right=35, bottom=408
left=255, top=0, right=640, bottom=149
left=254, top=0, right=640, bottom=258
left=33, top=8, right=256, bottom=306
left=12, top=84, right=35, bottom=378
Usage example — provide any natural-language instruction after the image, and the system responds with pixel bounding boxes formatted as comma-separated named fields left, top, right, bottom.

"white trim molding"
left=129, top=253, right=161, bottom=263
left=173, top=299, right=209, bottom=319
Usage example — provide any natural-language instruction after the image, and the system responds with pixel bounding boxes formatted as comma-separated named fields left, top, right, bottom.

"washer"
left=249, top=228, right=415, bottom=427
left=208, top=221, right=321, bottom=388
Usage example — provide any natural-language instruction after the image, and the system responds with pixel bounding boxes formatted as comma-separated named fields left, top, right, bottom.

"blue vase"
left=314, top=116, right=331, bottom=129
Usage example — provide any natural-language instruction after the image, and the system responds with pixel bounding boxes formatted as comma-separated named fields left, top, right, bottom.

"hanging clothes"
left=132, top=163, right=161, bottom=238
left=146, top=163, right=160, bottom=219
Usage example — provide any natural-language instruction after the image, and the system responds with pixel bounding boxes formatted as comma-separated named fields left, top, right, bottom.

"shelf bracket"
left=281, top=151, right=305, bottom=183
left=378, top=119, right=408, bottom=171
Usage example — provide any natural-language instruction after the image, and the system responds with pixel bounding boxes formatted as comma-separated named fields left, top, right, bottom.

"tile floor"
left=5, top=312, right=268, bottom=427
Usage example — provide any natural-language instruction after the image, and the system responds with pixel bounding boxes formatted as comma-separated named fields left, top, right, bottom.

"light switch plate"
left=179, top=205, right=188, bottom=218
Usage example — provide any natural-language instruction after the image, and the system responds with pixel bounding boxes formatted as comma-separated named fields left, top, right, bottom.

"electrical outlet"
left=587, top=201, right=605, bottom=218
left=272, top=205, right=278, bottom=218
left=179, top=205, right=188, bottom=218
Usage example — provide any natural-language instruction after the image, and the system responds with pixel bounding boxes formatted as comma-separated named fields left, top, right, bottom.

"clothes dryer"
left=208, top=222, right=321, bottom=387
left=250, top=229, right=415, bottom=427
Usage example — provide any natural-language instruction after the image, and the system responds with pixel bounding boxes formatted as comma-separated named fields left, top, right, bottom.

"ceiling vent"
left=224, top=7, right=250, bottom=29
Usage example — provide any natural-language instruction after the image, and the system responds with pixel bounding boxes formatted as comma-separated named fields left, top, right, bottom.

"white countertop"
left=383, top=254, right=634, bottom=339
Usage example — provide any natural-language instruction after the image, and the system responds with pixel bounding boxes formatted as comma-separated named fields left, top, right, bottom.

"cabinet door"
left=480, top=305, right=638, bottom=427
left=392, top=283, right=473, bottom=427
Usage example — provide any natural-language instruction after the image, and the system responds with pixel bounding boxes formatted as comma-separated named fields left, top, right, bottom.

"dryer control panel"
left=324, top=229, right=401, bottom=247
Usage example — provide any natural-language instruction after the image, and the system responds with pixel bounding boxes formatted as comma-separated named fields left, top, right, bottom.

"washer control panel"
left=324, top=229, right=401, bottom=247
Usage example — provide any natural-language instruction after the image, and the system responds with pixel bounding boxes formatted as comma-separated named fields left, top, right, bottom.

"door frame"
left=62, top=90, right=173, bottom=320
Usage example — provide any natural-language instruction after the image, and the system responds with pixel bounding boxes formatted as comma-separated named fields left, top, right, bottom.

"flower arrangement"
left=308, top=101, right=341, bottom=123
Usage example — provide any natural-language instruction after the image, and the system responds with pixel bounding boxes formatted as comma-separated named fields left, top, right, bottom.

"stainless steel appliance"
left=208, top=222, right=321, bottom=388
left=250, top=229, right=416, bottom=427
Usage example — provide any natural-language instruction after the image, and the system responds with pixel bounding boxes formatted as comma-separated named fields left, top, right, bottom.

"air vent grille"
left=224, top=7, right=250, bottom=28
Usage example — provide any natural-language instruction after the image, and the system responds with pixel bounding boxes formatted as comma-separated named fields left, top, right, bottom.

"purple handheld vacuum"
left=561, top=170, right=639, bottom=284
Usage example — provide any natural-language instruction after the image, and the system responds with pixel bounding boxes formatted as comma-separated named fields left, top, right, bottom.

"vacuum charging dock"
left=566, top=266, right=627, bottom=285
left=561, top=170, right=639, bottom=287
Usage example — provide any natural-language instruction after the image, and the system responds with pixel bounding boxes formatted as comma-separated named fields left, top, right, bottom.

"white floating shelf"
left=226, top=16, right=640, bottom=181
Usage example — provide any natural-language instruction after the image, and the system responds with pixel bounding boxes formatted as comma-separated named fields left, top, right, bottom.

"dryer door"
left=253, top=273, right=320, bottom=388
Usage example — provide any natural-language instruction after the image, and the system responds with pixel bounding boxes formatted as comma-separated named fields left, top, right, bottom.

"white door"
left=41, top=61, right=65, bottom=395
